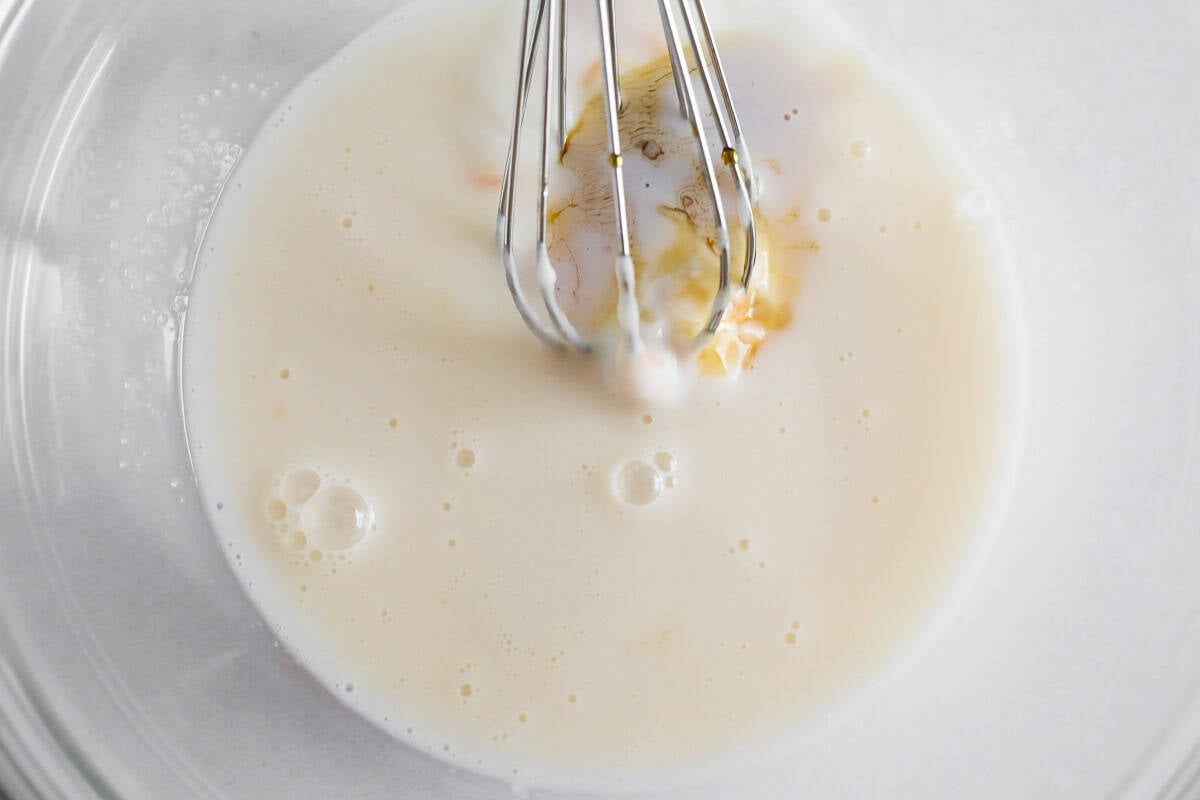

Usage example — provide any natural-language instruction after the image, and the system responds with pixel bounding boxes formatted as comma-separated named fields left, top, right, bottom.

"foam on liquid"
left=184, top=0, right=1022, bottom=792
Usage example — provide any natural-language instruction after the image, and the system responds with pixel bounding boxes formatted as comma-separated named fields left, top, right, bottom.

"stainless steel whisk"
left=497, top=0, right=759, bottom=355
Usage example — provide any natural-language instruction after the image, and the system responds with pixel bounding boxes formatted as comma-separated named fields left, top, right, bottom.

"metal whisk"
left=497, top=0, right=759, bottom=356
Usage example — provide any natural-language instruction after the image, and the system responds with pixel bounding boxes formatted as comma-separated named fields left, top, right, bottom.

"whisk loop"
left=497, top=0, right=759, bottom=355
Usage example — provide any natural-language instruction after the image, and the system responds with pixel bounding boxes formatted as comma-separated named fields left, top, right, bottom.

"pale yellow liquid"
left=185, top=0, right=1021, bottom=792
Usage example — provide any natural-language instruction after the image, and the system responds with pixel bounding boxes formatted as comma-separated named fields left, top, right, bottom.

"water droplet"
left=614, top=460, right=663, bottom=507
left=653, top=451, right=677, bottom=474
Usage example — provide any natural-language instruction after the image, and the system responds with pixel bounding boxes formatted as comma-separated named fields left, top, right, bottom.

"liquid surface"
left=185, top=0, right=1021, bottom=791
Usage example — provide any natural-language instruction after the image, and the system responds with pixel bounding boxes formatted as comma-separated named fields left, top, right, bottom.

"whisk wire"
left=498, top=0, right=565, bottom=350
left=597, top=0, right=643, bottom=354
left=537, top=0, right=591, bottom=350
left=556, top=0, right=567, bottom=154
left=657, top=0, right=732, bottom=344
left=672, top=0, right=759, bottom=294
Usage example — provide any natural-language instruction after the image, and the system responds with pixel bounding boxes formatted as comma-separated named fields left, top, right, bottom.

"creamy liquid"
left=185, top=0, right=1022, bottom=792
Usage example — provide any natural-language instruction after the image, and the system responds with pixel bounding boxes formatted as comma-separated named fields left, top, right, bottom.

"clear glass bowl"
left=1, top=0, right=1198, bottom=797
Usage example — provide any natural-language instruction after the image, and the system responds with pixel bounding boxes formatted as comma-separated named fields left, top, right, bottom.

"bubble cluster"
left=264, top=467, right=374, bottom=557
left=612, top=450, right=679, bottom=508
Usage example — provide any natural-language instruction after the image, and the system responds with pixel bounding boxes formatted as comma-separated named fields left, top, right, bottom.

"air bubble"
left=455, top=448, right=476, bottom=469
left=301, top=486, right=373, bottom=550
left=281, top=467, right=321, bottom=506
left=266, top=499, right=287, bottom=521
left=614, top=460, right=663, bottom=507
left=849, top=139, right=871, bottom=159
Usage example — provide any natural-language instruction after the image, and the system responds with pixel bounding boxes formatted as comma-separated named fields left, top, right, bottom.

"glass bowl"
left=1, top=0, right=1198, bottom=797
